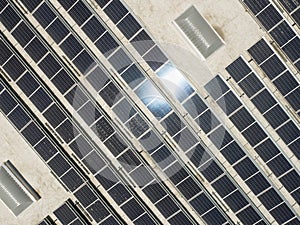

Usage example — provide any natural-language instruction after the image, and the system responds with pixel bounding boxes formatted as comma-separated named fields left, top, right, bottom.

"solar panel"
left=117, top=149, right=141, bottom=172
left=72, top=50, right=95, bottom=74
left=270, top=21, right=296, bottom=47
left=273, top=71, right=298, bottom=96
left=267, top=154, right=292, bottom=177
left=1, top=6, right=21, bottom=31
left=0, top=90, right=18, bottom=115
left=277, top=121, right=300, bottom=144
left=208, top=126, right=233, bottom=150
left=230, top=107, right=255, bottom=131
left=288, top=139, right=300, bottom=159
left=225, top=57, right=251, bottom=82
left=91, top=117, right=114, bottom=141
left=51, top=69, right=75, bottom=94
left=236, top=206, right=261, bottom=225
left=33, top=3, right=56, bottom=28
left=29, top=88, right=53, bottom=112
left=176, top=176, right=201, bottom=200
left=54, top=202, right=77, bottom=224
left=282, top=37, right=300, bottom=62
left=224, top=190, right=248, bottom=212
left=126, top=114, right=149, bottom=138
left=65, top=86, right=89, bottom=110
left=264, top=105, right=289, bottom=129
left=164, top=162, right=189, bottom=185
left=82, top=16, right=106, bottom=42
left=243, top=0, right=270, bottom=15
left=201, top=207, right=227, bottom=225
left=43, top=104, right=66, bottom=128
left=60, top=168, right=84, bottom=191
left=104, top=133, right=127, bottom=156
left=69, top=135, right=93, bottom=159
left=11, top=22, right=35, bottom=47
left=21, top=122, right=45, bottom=146
left=75, top=185, right=97, bottom=208
left=247, top=39, right=273, bottom=64
left=7, top=105, right=31, bottom=130
left=130, top=165, right=154, bottom=185
left=151, top=146, right=176, bottom=169
left=271, top=203, right=296, bottom=224
left=147, top=98, right=172, bottom=119
left=196, top=110, right=220, bottom=133
left=212, top=175, right=236, bottom=198
left=121, top=198, right=144, bottom=220
left=156, top=196, right=180, bottom=218
left=162, top=112, right=183, bottom=136
left=186, top=143, right=211, bottom=168
left=95, top=0, right=111, bottom=8
left=48, top=154, right=71, bottom=176
left=142, top=181, right=167, bottom=203
left=242, top=122, right=267, bottom=146
left=57, top=0, right=77, bottom=9
left=99, top=82, right=122, bottom=107
left=251, top=89, right=276, bottom=113
left=134, top=213, right=157, bottom=225
left=77, top=101, right=102, bottom=126
left=143, top=46, right=168, bottom=71
left=95, top=32, right=119, bottom=56
left=100, top=216, right=120, bottom=225
left=285, top=87, right=300, bottom=111
left=216, top=91, right=242, bottom=115
left=108, top=48, right=132, bottom=73
left=221, top=141, right=245, bottom=165
left=278, top=0, right=299, bottom=13
left=291, top=189, right=300, bottom=204
left=233, top=157, right=258, bottom=180
left=255, top=139, right=280, bottom=162
left=86, top=66, right=109, bottom=92
left=82, top=150, right=106, bottom=174
left=68, top=1, right=92, bottom=26
left=46, top=19, right=70, bottom=44
left=113, top=98, right=136, bottom=123
left=60, top=35, right=83, bottom=60
left=130, top=30, right=155, bottom=56
left=104, top=0, right=128, bottom=24
left=204, top=75, right=229, bottom=100
left=0, top=41, right=12, bottom=65
left=279, top=170, right=300, bottom=192
left=19, top=0, right=42, bottom=12
left=256, top=5, right=283, bottom=31
left=173, top=127, right=198, bottom=151
left=38, top=54, right=62, bottom=79
left=292, top=8, right=300, bottom=26
left=183, top=94, right=208, bottom=118
left=0, top=0, right=8, bottom=12
left=25, top=37, right=48, bottom=63
left=108, top=183, right=131, bottom=205
left=245, top=173, right=270, bottom=195
left=3, top=56, right=26, bottom=81
left=117, top=14, right=141, bottom=39
left=200, top=160, right=223, bottom=182
left=34, top=137, right=58, bottom=162
left=56, top=119, right=79, bottom=143
left=238, top=72, right=264, bottom=97
left=95, top=167, right=118, bottom=190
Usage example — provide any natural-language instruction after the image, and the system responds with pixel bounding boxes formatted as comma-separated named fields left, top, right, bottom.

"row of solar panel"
left=242, top=0, right=300, bottom=71
left=226, top=56, right=300, bottom=159
left=205, top=75, right=300, bottom=211
left=2, top=3, right=202, bottom=223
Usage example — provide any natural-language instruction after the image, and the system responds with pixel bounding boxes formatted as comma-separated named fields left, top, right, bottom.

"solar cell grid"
left=200, top=160, right=223, bottom=182
left=34, top=137, right=58, bottom=162
left=104, top=133, right=128, bottom=156
left=162, top=112, right=183, bottom=136
left=143, top=45, right=168, bottom=71
left=176, top=176, right=201, bottom=200
left=278, top=0, right=299, bottom=13
left=46, top=18, right=70, bottom=44
left=91, top=117, right=114, bottom=141
left=196, top=109, right=220, bottom=133
left=72, top=50, right=95, bottom=74
left=0, top=40, right=12, bottom=65
left=273, top=71, right=298, bottom=96
left=69, top=135, right=93, bottom=159
left=164, top=162, right=189, bottom=185
left=108, top=48, right=132, bottom=73
left=130, top=30, right=155, bottom=56
left=183, top=94, right=208, bottom=118
left=267, top=154, right=292, bottom=177
left=56, top=119, right=79, bottom=143
left=288, top=139, right=300, bottom=159
left=100, top=216, right=121, bottom=225
left=60, top=168, right=84, bottom=191
left=202, top=207, right=227, bottom=224
left=277, top=120, right=300, bottom=144
left=270, top=203, right=296, bottom=224
left=292, top=8, right=300, bottom=26
left=243, top=0, right=270, bottom=15
left=120, top=198, right=145, bottom=220
left=113, top=98, right=136, bottom=123
left=117, top=149, right=141, bottom=172
left=19, top=0, right=42, bottom=12
left=130, top=165, right=154, bottom=185
left=233, top=157, right=258, bottom=180
left=121, top=63, right=145, bottom=89
left=156, top=196, right=180, bottom=218
left=95, top=167, right=118, bottom=190
left=77, top=101, right=102, bottom=126
left=103, top=0, right=128, bottom=24
left=54, top=203, right=77, bottom=225
left=225, top=57, right=251, bottom=82
left=229, top=107, right=255, bottom=131
left=82, top=16, right=106, bottom=42
left=216, top=91, right=242, bottom=116
left=134, top=213, right=157, bottom=225
left=65, top=86, right=89, bottom=110
left=0, top=90, right=18, bottom=115
left=251, top=89, right=276, bottom=113
left=236, top=206, right=261, bottom=225
left=212, top=175, right=236, bottom=198
left=208, top=125, right=233, bottom=150
left=204, top=75, right=229, bottom=100
left=254, top=138, right=280, bottom=162
left=126, top=113, right=149, bottom=138
left=95, top=32, right=119, bottom=56
left=108, top=183, right=131, bottom=205
left=187, top=143, right=211, bottom=167
left=43, top=104, right=67, bottom=128
left=60, top=35, right=83, bottom=60
left=245, top=173, right=270, bottom=195
left=51, top=69, right=75, bottom=94
left=11, top=22, right=35, bottom=47
left=21, top=122, right=44, bottom=146
left=29, top=87, right=53, bottom=112
left=285, top=87, right=300, bottom=112
left=173, top=127, right=198, bottom=151
left=279, top=170, right=300, bottom=192
left=282, top=37, right=300, bottom=62
left=48, top=153, right=71, bottom=177
left=224, top=190, right=249, bottom=212
left=38, top=54, right=62, bottom=79
left=142, top=181, right=167, bottom=203
left=263, top=104, right=289, bottom=129
left=151, top=145, right=176, bottom=169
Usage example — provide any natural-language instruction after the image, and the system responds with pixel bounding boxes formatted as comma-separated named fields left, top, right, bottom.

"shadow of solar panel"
left=142, top=181, right=167, bottom=203
left=30, top=88, right=53, bottom=112
left=73, top=50, right=95, bottom=74
left=34, top=137, right=58, bottom=161
left=54, top=202, right=77, bottom=224
left=33, top=3, right=56, bottom=28
left=221, top=141, right=245, bottom=165
left=238, top=73, right=264, bottom=97
left=38, top=54, right=62, bottom=79
left=117, top=149, right=141, bottom=173
left=130, top=30, right=155, bottom=56
left=86, top=66, right=110, bottom=92
left=224, top=190, right=248, bottom=212
left=3, top=56, right=26, bottom=81
left=164, top=162, right=189, bottom=185
left=121, top=198, right=144, bottom=220
left=143, top=46, right=168, bottom=71
left=245, top=173, right=270, bottom=195
left=99, top=82, right=122, bottom=107
left=69, top=135, right=93, bottom=159
left=48, top=154, right=71, bottom=177
left=60, top=35, right=83, bottom=60
left=65, top=86, right=89, bottom=110
left=8, top=105, right=31, bottom=130
left=212, top=175, right=236, bottom=198
left=95, top=32, right=119, bottom=56
left=82, top=151, right=106, bottom=174
left=225, top=57, right=251, bottom=82
left=183, top=94, right=208, bottom=118
left=46, top=19, right=69, bottom=44
left=82, top=16, right=106, bottom=42
left=270, top=21, right=296, bottom=47
left=243, top=0, right=269, bottom=15
left=108, top=183, right=131, bottom=205
left=162, top=112, right=183, bottom=136
left=208, top=126, right=233, bottom=150
left=200, top=160, right=223, bottom=182
left=104, top=0, right=128, bottom=24
left=233, top=157, right=258, bottom=180
left=264, top=105, right=289, bottom=129
left=74, top=185, right=97, bottom=208
left=113, top=98, right=136, bottom=123
left=61, top=168, right=84, bottom=191
left=1, top=6, right=21, bottom=31
left=216, top=91, right=242, bottom=115
left=21, top=122, right=44, bottom=146
left=186, top=143, right=211, bottom=168
left=202, top=208, right=227, bottom=225
left=252, top=89, right=276, bottom=113
left=100, top=216, right=120, bottom=225
left=151, top=146, right=176, bottom=170
left=117, top=14, right=141, bottom=39
left=52, top=69, right=75, bottom=94
left=43, top=103, right=66, bottom=128
left=286, top=87, right=300, bottom=111
left=174, top=127, right=198, bottom=151
left=156, top=196, right=179, bottom=218
left=0, top=90, right=17, bottom=115
left=69, top=1, right=92, bottom=26
left=56, top=119, right=80, bottom=143
left=279, top=170, right=300, bottom=192
left=282, top=37, right=300, bottom=62
left=273, top=71, right=298, bottom=96
left=256, top=5, right=283, bottom=31
left=91, top=117, right=114, bottom=141
left=196, top=109, right=220, bottom=133
left=176, top=176, right=201, bottom=200
left=108, top=48, right=132, bottom=73
left=0, top=41, right=12, bottom=65
left=12, top=22, right=35, bottom=47
left=95, top=167, right=118, bottom=190
left=205, top=75, right=229, bottom=100
left=230, top=107, right=255, bottom=131
left=126, top=114, right=149, bottom=138
left=248, top=39, right=273, bottom=64
left=104, top=133, right=127, bottom=156
left=25, top=37, right=48, bottom=63
left=236, top=206, right=261, bottom=225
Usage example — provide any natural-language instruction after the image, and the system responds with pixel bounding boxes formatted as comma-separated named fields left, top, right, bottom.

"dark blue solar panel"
left=68, top=1, right=92, bottom=26
left=108, top=48, right=132, bottom=73
left=291, top=189, right=300, bottom=205
left=108, top=183, right=131, bottom=205
left=56, top=119, right=80, bottom=143
left=224, top=190, right=248, bottom=212
left=277, top=121, right=300, bottom=144
left=95, top=32, right=119, bottom=56
left=38, top=54, right=61, bottom=79
left=0, top=90, right=18, bottom=114
left=143, top=46, right=168, bottom=71
left=162, top=112, right=183, bottom=136
left=33, top=3, right=56, bottom=28
left=205, top=75, right=229, bottom=100
left=21, top=122, right=44, bottom=146
left=11, top=22, right=35, bottom=47
left=259, top=189, right=283, bottom=210
left=270, top=203, right=296, bottom=224
left=234, top=157, right=258, bottom=180
left=230, top=107, right=255, bottom=131
left=118, top=149, right=140, bottom=172
left=3, top=56, right=26, bottom=81
left=121, top=198, right=144, bottom=220
left=29, top=88, right=53, bottom=112
left=264, top=105, right=289, bottom=129
left=95, top=0, right=111, bottom=8
left=151, top=146, right=176, bottom=169
left=54, top=203, right=77, bottom=225
left=267, top=154, right=292, bottom=177
left=48, top=154, right=71, bottom=176
left=286, top=87, right=300, bottom=112
left=46, top=19, right=69, bottom=44
left=202, top=207, right=227, bottom=225
left=121, top=63, right=145, bottom=89
left=95, top=167, right=118, bottom=190
left=279, top=170, right=300, bottom=192
left=72, top=50, right=95, bottom=74
left=156, top=196, right=179, bottom=218
left=60, top=35, right=83, bottom=60
left=51, top=69, right=75, bottom=94
left=69, top=135, right=93, bottom=159
left=57, top=0, right=77, bottom=9
left=25, top=37, right=48, bottom=63
left=248, top=39, right=273, bottom=64
left=104, top=133, right=127, bottom=156
left=82, top=151, right=106, bottom=174
left=225, top=57, right=251, bottom=82
left=117, top=14, right=141, bottom=39
left=242, top=123, right=267, bottom=146
left=288, top=139, right=300, bottom=159
left=99, top=82, right=122, bottom=107
left=187, top=144, right=211, bottom=168
left=221, top=141, right=245, bottom=164
left=104, top=0, right=128, bottom=24
left=292, top=8, right=300, bottom=26
left=134, top=213, right=157, bottom=225
left=251, top=89, right=276, bottom=113
left=0, top=0, right=7, bottom=11
left=74, top=185, right=97, bottom=207
left=82, top=16, right=106, bottom=42
left=278, top=0, right=299, bottom=13
left=236, top=206, right=262, bottom=225
left=243, top=0, right=269, bottom=15
left=100, top=216, right=120, bottom=225
left=255, top=139, right=280, bottom=162
left=165, top=162, right=189, bottom=185
left=282, top=37, right=300, bottom=62
left=196, top=110, right=220, bottom=133
left=0, top=41, right=12, bottom=65
left=270, top=21, right=296, bottom=47
left=1, top=6, right=21, bottom=31
left=238, top=73, right=264, bottom=97
left=60, top=168, right=84, bottom=191
left=19, top=0, right=42, bottom=12
left=256, top=5, right=283, bottom=30
left=8, top=105, right=31, bottom=130
left=212, top=175, right=236, bottom=198
left=87, top=200, right=110, bottom=222
left=183, top=94, right=208, bottom=119
left=86, top=66, right=109, bottom=92
left=142, top=182, right=167, bottom=203
left=245, top=173, right=270, bottom=195
left=130, top=30, right=155, bottom=56
left=177, top=176, right=202, bottom=200
left=43, top=104, right=66, bottom=128
left=17, top=72, right=39, bottom=96
left=216, top=91, right=242, bottom=115
left=273, top=71, right=298, bottom=96
left=34, top=137, right=58, bottom=161
left=260, top=55, right=286, bottom=80
left=200, top=161, right=223, bottom=182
